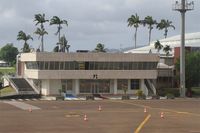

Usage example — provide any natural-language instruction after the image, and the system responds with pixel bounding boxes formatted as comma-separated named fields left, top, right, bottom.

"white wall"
left=49, top=79, right=61, bottom=95
left=41, top=80, right=49, bottom=96
left=41, top=79, right=61, bottom=96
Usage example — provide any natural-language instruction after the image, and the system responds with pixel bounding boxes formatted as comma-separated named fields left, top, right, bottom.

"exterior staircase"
left=144, top=79, right=156, bottom=96
left=0, top=77, right=40, bottom=99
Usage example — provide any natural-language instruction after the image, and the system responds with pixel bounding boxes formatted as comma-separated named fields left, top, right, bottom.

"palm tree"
left=163, top=45, right=172, bottom=87
left=59, top=35, right=70, bottom=52
left=154, top=40, right=163, bottom=90
left=53, top=46, right=59, bottom=52
left=50, top=16, right=68, bottom=50
left=143, top=16, right=157, bottom=45
left=127, top=13, right=140, bottom=48
left=154, top=40, right=163, bottom=53
left=157, top=19, right=175, bottom=38
left=94, top=43, right=106, bottom=52
left=34, top=28, right=48, bottom=52
left=163, top=45, right=172, bottom=56
left=34, top=13, right=49, bottom=52
left=17, top=31, right=33, bottom=53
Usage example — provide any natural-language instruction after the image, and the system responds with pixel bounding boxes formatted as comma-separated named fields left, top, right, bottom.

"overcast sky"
left=0, top=0, right=199, bottom=52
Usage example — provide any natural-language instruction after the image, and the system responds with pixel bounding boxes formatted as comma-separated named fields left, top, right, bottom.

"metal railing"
left=24, top=77, right=40, bottom=94
left=3, top=75, right=19, bottom=93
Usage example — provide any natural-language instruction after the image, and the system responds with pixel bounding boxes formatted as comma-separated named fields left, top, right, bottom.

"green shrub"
left=166, top=93, right=175, bottom=99
left=136, top=90, right=146, bottom=99
left=158, top=88, right=180, bottom=97
left=136, top=90, right=143, bottom=97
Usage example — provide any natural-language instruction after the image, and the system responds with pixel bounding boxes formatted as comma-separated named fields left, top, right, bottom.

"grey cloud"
left=0, top=0, right=199, bottom=52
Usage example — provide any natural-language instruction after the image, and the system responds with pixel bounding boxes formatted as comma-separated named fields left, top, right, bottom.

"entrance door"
left=91, top=82, right=99, bottom=94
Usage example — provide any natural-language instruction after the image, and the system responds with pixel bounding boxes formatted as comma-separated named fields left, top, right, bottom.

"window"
left=132, top=62, right=138, bottom=70
left=55, top=62, right=59, bottom=70
left=124, top=62, right=129, bottom=70
left=49, top=62, right=55, bottom=70
left=85, top=62, right=89, bottom=70
left=131, top=79, right=140, bottom=90
left=39, top=61, right=44, bottom=70
left=44, top=62, right=49, bottom=70
left=117, top=79, right=128, bottom=90
left=138, top=62, right=143, bottom=69
left=65, top=62, right=69, bottom=70
left=25, top=61, right=158, bottom=70
left=60, top=62, right=64, bottom=70
left=78, top=62, right=85, bottom=70
left=89, top=62, right=94, bottom=70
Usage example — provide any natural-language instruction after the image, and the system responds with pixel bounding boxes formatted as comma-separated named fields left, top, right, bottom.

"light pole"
left=173, top=0, right=194, bottom=97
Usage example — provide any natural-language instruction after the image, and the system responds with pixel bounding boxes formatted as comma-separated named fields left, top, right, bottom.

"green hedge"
left=158, top=88, right=180, bottom=97
left=192, top=87, right=200, bottom=96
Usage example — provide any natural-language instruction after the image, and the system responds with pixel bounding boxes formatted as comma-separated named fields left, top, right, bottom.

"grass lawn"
left=0, top=86, right=16, bottom=96
left=0, top=67, right=16, bottom=74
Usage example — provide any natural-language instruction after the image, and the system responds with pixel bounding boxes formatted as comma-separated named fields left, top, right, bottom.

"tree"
left=53, top=46, right=59, bottom=52
left=59, top=35, right=70, bottom=52
left=176, top=52, right=200, bottom=91
left=17, top=31, right=33, bottom=53
left=0, top=43, right=18, bottom=65
left=157, top=19, right=175, bottom=38
left=94, top=43, right=106, bottom=52
left=154, top=40, right=163, bottom=53
left=143, top=16, right=157, bottom=45
left=154, top=40, right=163, bottom=91
left=163, top=45, right=172, bottom=87
left=163, top=45, right=172, bottom=56
left=127, top=13, right=140, bottom=48
left=34, top=28, right=48, bottom=51
left=50, top=16, right=68, bottom=50
left=34, top=13, right=49, bottom=52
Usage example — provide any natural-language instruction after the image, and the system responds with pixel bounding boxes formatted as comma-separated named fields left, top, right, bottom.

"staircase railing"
left=144, top=79, right=154, bottom=96
left=3, top=75, right=19, bottom=94
left=24, top=77, right=40, bottom=94
left=147, top=79, right=156, bottom=95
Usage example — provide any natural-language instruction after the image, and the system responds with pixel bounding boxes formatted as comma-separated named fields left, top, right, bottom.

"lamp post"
left=173, top=0, right=194, bottom=97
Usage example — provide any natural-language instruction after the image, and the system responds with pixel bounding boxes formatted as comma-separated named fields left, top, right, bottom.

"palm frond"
left=62, top=20, right=68, bottom=26
left=50, top=16, right=61, bottom=25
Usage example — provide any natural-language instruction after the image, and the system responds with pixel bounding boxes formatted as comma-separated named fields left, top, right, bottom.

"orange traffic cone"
left=98, top=105, right=102, bottom=111
left=160, top=112, right=164, bottom=118
left=144, top=107, right=147, bottom=113
left=84, top=114, right=88, bottom=121
left=28, top=107, right=32, bottom=112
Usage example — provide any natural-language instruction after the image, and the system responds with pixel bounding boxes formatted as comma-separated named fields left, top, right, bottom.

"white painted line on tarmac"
left=3, top=101, right=41, bottom=110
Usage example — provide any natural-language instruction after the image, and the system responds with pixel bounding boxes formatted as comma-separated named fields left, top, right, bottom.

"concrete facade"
left=17, top=52, right=159, bottom=96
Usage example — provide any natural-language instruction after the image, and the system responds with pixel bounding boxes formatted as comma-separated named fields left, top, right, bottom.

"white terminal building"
left=126, top=32, right=200, bottom=89
left=15, top=52, right=159, bottom=96
left=7, top=32, right=200, bottom=97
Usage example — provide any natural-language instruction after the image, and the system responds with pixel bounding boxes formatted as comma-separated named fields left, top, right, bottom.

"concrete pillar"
left=113, top=79, right=117, bottom=94
left=74, top=79, right=79, bottom=95
left=128, top=79, right=131, bottom=90
left=41, top=79, right=49, bottom=96
left=141, top=79, right=148, bottom=96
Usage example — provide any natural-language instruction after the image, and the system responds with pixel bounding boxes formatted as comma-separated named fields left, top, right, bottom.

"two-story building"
left=16, top=52, right=159, bottom=96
